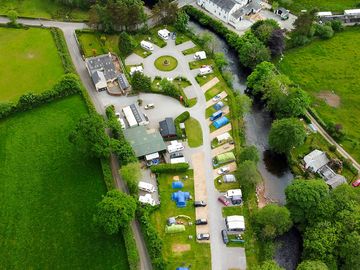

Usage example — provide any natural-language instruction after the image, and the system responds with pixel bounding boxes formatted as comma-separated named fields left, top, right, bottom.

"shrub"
left=329, top=145, right=337, bottom=152
left=122, top=226, right=140, bottom=270
left=101, top=158, right=115, bottom=190
left=315, top=24, right=334, bottom=39
left=150, top=163, right=189, bottom=173
left=330, top=20, right=344, bottom=32
left=174, top=111, right=190, bottom=138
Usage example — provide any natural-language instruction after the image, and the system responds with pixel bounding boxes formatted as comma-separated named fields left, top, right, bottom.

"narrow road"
left=0, top=16, right=153, bottom=270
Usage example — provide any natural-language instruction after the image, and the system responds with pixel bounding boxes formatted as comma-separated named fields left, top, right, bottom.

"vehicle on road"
left=217, top=167, right=230, bottom=175
left=195, top=219, right=208, bottom=225
left=144, top=103, right=155, bottom=110
left=221, top=229, right=229, bottom=244
left=352, top=179, right=360, bottom=187
left=218, top=195, right=230, bottom=206
left=212, top=95, right=221, bottom=102
left=194, top=200, right=207, bottom=207
left=197, top=233, right=210, bottom=240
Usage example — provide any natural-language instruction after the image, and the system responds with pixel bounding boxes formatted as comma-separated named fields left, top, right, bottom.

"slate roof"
left=209, top=0, right=237, bottom=12
left=117, top=73, right=129, bottom=90
left=159, top=118, right=176, bottom=137
left=91, top=70, right=106, bottom=86
left=86, top=54, right=117, bottom=81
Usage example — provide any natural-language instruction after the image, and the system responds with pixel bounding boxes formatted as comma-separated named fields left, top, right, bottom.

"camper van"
left=167, top=140, right=185, bottom=153
left=199, top=65, right=213, bottom=75
left=140, top=40, right=154, bottom=51
left=158, top=29, right=170, bottom=40
left=225, top=189, right=242, bottom=199
left=139, top=194, right=156, bottom=206
left=194, top=51, right=207, bottom=60
left=170, top=156, right=186, bottom=164
left=138, top=181, right=156, bottom=193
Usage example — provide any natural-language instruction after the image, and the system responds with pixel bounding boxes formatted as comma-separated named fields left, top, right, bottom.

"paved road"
left=0, top=16, right=153, bottom=270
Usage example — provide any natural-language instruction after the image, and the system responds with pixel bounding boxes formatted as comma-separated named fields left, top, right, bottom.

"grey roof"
left=231, top=0, right=261, bottom=18
left=159, top=118, right=176, bottom=137
left=86, top=54, right=117, bottom=81
left=326, top=174, right=347, bottom=189
left=130, top=104, right=147, bottom=125
left=117, top=73, right=129, bottom=90
left=91, top=70, right=101, bottom=84
left=209, top=0, right=237, bottom=12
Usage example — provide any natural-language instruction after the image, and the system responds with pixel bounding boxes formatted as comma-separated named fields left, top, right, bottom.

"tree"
left=253, top=204, right=292, bottom=240
left=7, top=10, right=18, bottom=24
left=94, top=190, right=137, bottom=235
left=236, top=160, right=261, bottom=189
left=120, top=162, right=141, bottom=196
left=279, top=88, right=310, bottom=118
left=199, top=32, right=214, bottom=54
left=247, top=61, right=276, bottom=95
left=88, top=5, right=101, bottom=29
left=174, top=11, right=189, bottom=32
left=238, top=34, right=271, bottom=69
left=251, top=19, right=280, bottom=44
left=118, top=32, right=135, bottom=57
left=159, top=78, right=181, bottom=98
left=268, top=29, right=285, bottom=56
left=111, top=138, right=137, bottom=165
left=153, top=0, right=178, bottom=24
left=131, top=72, right=152, bottom=93
left=256, top=260, right=284, bottom=270
left=268, top=118, right=306, bottom=154
left=239, top=145, right=259, bottom=163
left=296, top=260, right=329, bottom=270
left=285, top=179, right=329, bottom=224
left=339, top=231, right=360, bottom=270
left=233, top=94, right=252, bottom=117
left=315, top=24, right=334, bottom=39
left=69, top=114, right=111, bottom=158
left=214, top=52, right=228, bottom=71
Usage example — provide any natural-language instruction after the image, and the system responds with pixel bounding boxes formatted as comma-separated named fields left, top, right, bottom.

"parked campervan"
left=158, top=29, right=170, bottom=40
left=140, top=40, right=154, bottom=51
left=199, top=65, right=213, bottom=75
left=167, top=140, right=185, bottom=153
left=138, top=181, right=156, bottom=193
left=194, top=51, right=207, bottom=60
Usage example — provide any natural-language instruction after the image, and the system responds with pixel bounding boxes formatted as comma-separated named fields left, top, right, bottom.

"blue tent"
left=213, top=101, right=224, bottom=110
left=210, top=110, right=223, bottom=121
left=213, top=116, right=229, bottom=129
left=171, top=191, right=190, bottom=208
left=176, top=268, right=189, bottom=270
left=172, top=181, right=184, bottom=189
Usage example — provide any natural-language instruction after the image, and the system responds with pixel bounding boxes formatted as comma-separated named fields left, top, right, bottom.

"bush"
left=174, top=111, right=190, bottom=138
left=150, top=163, right=189, bottom=173
left=122, top=226, right=140, bottom=270
left=315, top=24, right=334, bottom=39
left=101, top=158, right=115, bottom=190
left=330, top=20, right=344, bottom=32
left=329, top=145, right=337, bottom=152
left=120, top=162, right=141, bottom=197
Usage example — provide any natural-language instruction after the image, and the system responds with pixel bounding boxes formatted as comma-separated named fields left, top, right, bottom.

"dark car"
left=195, top=218, right=208, bottom=225
left=221, top=229, right=229, bottom=244
left=170, top=152, right=184, bottom=159
left=197, top=233, right=210, bottom=240
left=218, top=195, right=230, bottom=206
left=194, top=200, right=207, bottom=207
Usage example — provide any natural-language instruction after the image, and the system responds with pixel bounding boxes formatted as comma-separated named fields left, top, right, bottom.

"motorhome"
left=225, top=189, right=242, bottom=199
left=194, top=51, right=207, bottom=60
left=158, top=29, right=170, bottom=40
left=140, top=40, right=154, bottom=51
left=138, top=181, right=156, bottom=193
left=170, top=156, right=186, bottom=164
left=167, top=140, right=185, bottom=153
left=139, top=194, right=156, bottom=206
left=199, top=65, right=213, bottom=75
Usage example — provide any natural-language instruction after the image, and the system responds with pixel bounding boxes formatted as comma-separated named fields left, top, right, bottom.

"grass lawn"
left=196, top=73, right=217, bottom=86
left=188, top=97, right=197, bottom=107
left=275, top=0, right=358, bottom=13
left=133, top=47, right=152, bottom=58
left=175, top=33, right=191, bottom=45
left=279, top=27, right=360, bottom=162
left=189, top=59, right=215, bottom=70
left=185, top=117, right=203, bottom=147
left=0, top=27, right=64, bottom=102
left=154, top=55, right=178, bottom=71
left=0, top=95, right=129, bottom=269
left=77, top=31, right=120, bottom=58
left=150, top=171, right=211, bottom=269
left=205, top=80, right=228, bottom=101
left=182, top=46, right=201, bottom=55
left=0, top=0, right=88, bottom=21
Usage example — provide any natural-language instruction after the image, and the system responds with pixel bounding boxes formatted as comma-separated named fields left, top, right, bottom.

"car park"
left=212, top=95, right=221, bottom=102
left=197, top=233, right=210, bottom=240
left=195, top=218, right=208, bottom=225
left=217, top=167, right=230, bottom=175
left=144, top=103, right=155, bottom=110
left=352, top=179, right=360, bottom=187
left=221, top=229, right=229, bottom=244
left=194, top=200, right=207, bottom=207
left=218, top=195, right=230, bottom=206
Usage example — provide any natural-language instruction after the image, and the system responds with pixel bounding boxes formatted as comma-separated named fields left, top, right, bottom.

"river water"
left=188, top=21, right=300, bottom=269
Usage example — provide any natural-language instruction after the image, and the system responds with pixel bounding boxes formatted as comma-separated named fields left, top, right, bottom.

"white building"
left=197, top=0, right=262, bottom=30
left=303, top=149, right=329, bottom=173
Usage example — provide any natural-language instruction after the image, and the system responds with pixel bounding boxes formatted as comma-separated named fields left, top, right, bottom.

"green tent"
left=214, top=152, right=235, bottom=165
left=165, top=224, right=186, bottom=234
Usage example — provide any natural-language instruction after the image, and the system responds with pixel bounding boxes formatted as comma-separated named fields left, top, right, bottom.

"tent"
left=213, top=101, right=224, bottom=110
left=213, top=116, right=229, bottom=129
left=223, top=174, right=236, bottom=183
left=165, top=224, right=185, bottom=234
left=216, top=132, right=232, bottom=143
left=213, top=152, right=235, bottom=165
left=176, top=268, right=190, bottom=270
left=171, top=191, right=190, bottom=208
left=167, top=217, right=176, bottom=226
left=172, top=181, right=184, bottom=189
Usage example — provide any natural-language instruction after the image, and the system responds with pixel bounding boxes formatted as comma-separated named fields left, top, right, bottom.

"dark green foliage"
left=214, top=52, right=228, bottom=71
left=101, top=158, right=115, bottom=191
left=7, top=10, right=18, bottom=24
left=251, top=19, right=280, bottom=44
left=239, top=145, right=260, bottom=163
left=150, top=163, right=189, bottom=173
left=338, top=231, right=360, bottom=270
left=315, top=24, right=334, bottom=39
left=132, top=72, right=152, bottom=93
left=247, top=61, right=276, bottom=95
left=174, top=10, right=189, bottom=32
left=55, top=0, right=93, bottom=9
left=236, top=160, right=261, bottom=195
left=330, top=20, right=344, bottom=32
left=122, top=226, right=140, bottom=270
left=174, top=111, right=190, bottom=138
left=120, top=162, right=141, bottom=196
left=159, top=78, right=182, bottom=99
left=153, top=0, right=178, bottom=24
left=255, top=260, right=284, bottom=270
left=297, top=260, right=329, bottom=270
left=268, top=29, right=285, bottom=56
left=233, top=94, right=252, bottom=118
left=269, top=118, right=307, bottom=153
left=119, top=32, right=135, bottom=57
left=94, top=190, right=137, bottom=235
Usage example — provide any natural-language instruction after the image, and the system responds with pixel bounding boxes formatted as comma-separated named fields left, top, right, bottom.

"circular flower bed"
left=154, top=55, right=178, bottom=71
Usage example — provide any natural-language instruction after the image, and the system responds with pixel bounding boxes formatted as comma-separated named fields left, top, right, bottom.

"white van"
left=199, top=66, right=213, bottom=75
left=140, top=40, right=154, bottom=51
left=138, top=181, right=156, bottom=193
left=167, top=141, right=184, bottom=153
left=158, top=29, right=170, bottom=40
left=194, top=51, right=207, bottom=60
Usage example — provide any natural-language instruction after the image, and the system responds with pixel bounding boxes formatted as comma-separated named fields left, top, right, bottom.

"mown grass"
left=196, top=73, right=216, bottom=86
left=182, top=46, right=201, bottom=55
left=154, top=55, right=178, bottom=71
left=279, top=27, right=360, bottom=162
left=204, top=80, right=228, bottom=101
left=0, top=95, right=129, bottom=269
left=175, top=33, right=190, bottom=45
left=189, top=59, right=215, bottom=70
left=0, top=0, right=88, bottom=21
left=214, top=178, right=240, bottom=192
left=77, top=31, right=120, bottom=58
left=185, top=117, right=203, bottom=147
left=150, top=171, right=211, bottom=270
left=0, top=27, right=64, bottom=102
left=274, top=0, right=358, bottom=13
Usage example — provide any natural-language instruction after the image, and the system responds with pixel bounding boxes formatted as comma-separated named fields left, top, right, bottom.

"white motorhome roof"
left=199, top=66, right=212, bottom=72
left=122, top=106, right=138, bottom=127
left=145, top=152, right=159, bottom=161
left=138, top=181, right=155, bottom=191
left=226, top=189, right=242, bottom=198
left=139, top=193, right=155, bottom=205
left=195, top=51, right=207, bottom=58
left=226, top=215, right=244, bottom=223
left=317, top=11, right=332, bottom=16
left=158, top=29, right=170, bottom=36
left=141, top=40, right=153, bottom=47
left=227, top=220, right=245, bottom=230
left=170, top=157, right=186, bottom=164
left=344, top=9, right=360, bottom=15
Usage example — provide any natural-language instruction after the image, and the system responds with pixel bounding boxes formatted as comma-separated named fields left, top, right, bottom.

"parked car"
left=115, top=112, right=121, bottom=118
left=352, top=179, right=360, bottom=187
left=194, top=200, right=207, bottom=207
left=170, top=152, right=184, bottom=159
left=221, top=229, right=229, bottom=244
left=195, top=219, right=208, bottom=225
left=144, top=103, right=155, bottom=110
left=218, top=195, right=230, bottom=206
left=217, top=167, right=230, bottom=175
left=197, top=233, right=210, bottom=240
left=212, top=95, right=221, bottom=102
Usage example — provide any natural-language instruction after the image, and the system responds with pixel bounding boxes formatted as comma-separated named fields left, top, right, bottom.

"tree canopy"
left=236, top=160, right=261, bottom=190
left=239, top=145, right=259, bottom=164
left=296, top=260, right=329, bottom=270
left=256, top=260, right=284, bottom=270
left=120, top=162, right=141, bottom=196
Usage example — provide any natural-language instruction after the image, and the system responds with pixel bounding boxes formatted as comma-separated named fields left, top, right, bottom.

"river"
left=188, top=21, right=300, bottom=269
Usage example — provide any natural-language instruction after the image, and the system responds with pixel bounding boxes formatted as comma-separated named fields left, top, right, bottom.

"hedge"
left=136, top=206, right=166, bottom=270
left=150, top=163, right=189, bottom=173
left=50, top=27, right=76, bottom=74
left=122, top=226, right=140, bottom=270
left=174, top=111, right=190, bottom=138
left=100, top=158, right=115, bottom=190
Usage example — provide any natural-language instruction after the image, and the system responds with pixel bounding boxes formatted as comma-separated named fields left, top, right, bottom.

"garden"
left=154, top=55, right=178, bottom=71
left=272, top=0, right=359, bottom=13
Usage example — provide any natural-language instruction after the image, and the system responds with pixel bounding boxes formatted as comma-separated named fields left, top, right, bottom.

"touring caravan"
left=138, top=181, right=156, bottom=193
left=194, top=51, right=207, bottom=60
left=167, top=140, right=184, bottom=153
left=158, top=29, right=170, bottom=40
left=139, top=194, right=156, bottom=206
left=199, top=66, right=213, bottom=75
left=140, top=40, right=154, bottom=51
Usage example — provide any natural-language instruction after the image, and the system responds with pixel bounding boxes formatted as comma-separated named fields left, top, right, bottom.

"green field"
left=77, top=31, right=121, bottom=58
left=275, top=0, right=358, bottom=13
left=185, top=117, right=203, bottom=147
left=150, top=172, right=211, bottom=269
left=0, top=95, right=129, bottom=269
left=0, top=0, right=88, bottom=20
left=279, top=27, right=360, bottom=162
left=0, top=27, right=64, bottom=101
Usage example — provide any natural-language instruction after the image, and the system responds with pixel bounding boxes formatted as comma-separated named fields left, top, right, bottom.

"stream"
left=188, top=21, right=300, bottom=269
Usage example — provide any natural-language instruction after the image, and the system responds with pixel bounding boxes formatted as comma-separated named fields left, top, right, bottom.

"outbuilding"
left=159, top=117, right=177, bottom=139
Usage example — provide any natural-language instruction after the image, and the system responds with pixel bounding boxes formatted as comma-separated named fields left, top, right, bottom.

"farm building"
left=122, top=104, right=149, bottom=127
left=159, top=117, right=177, bottom=139
left=124, top=125, right=166, bottom=158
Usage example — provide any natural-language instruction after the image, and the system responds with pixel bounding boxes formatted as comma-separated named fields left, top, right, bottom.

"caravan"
left=194, top=51, right=207, bottom=60
left=158, top=29, right=170, bottom=40
left=138, top=181, right=156, bottom=193
left=140, top=40, right=154, bottom=51
left=167, top=140, right=185, bottom=153
left=199, top=65, right=213, bottom=75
